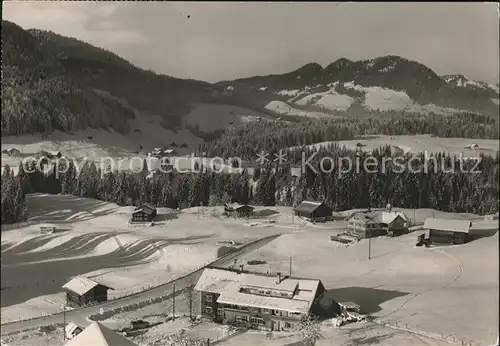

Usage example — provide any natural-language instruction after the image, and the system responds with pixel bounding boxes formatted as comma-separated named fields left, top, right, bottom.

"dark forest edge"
left=2, top=146, right=498, bottom=225
left=199, top=111, right=498, bottom=160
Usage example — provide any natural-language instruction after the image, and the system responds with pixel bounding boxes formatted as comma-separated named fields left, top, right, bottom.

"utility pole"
left=172, top=282, right=176, bottom=321
left=189, top=288, right=193, bottom=321
left=368, top=236, right=372, bottom=260
left=62, top=304, right=66, bottom=340
left=289, top=256, right=292, bottom=277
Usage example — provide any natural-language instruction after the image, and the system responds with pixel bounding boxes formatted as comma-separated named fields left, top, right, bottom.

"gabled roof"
left=141, top=203, right=156, bottom=211
left=349, top=211, right=408, bottom=226
left=64, top=322, right=138, bottom=346
left=194, top=267, right=321, bottom=314
left=423, top=218, right=472, bottom=234
left=133, top=203, right=156, bottom=215
left=294, top=200, right=330, bottom=214
left=225, top=203, right=254, bottom=211
left=62, top=276, right=113, bottom=296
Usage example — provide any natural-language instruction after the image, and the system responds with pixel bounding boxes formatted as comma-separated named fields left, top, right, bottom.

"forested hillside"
left=1, top=21, right=217, bottom=136
left=2, top=146, right=498, bottom=225
left=201, top=112, right=498, bottom=160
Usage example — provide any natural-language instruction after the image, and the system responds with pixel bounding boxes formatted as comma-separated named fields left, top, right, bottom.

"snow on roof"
left=195, top=268, right=321, bottom=313
left=423, top=218, right=471, bottom=234
left=294, top=200, right=328, bottom=214
left=39, top=223, right=57, bottom=228
left=62, top=276, right=112, bottom=296
left=349, top=211, right=408, bottom=225
left=64, top=322, right=138, bottom=346
left=217, top=287, right=310, bottom=314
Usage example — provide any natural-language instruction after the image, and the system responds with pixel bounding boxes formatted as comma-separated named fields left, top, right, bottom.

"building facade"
left=131, top=203, right=157, bottom=222
left=195, top=267, right=327, bottom=332
left=424, top=218, right=471, bottom=245
left=347, top=211, right=409, bottom=238
left=224, top=203, right=255, bottom=218
left=293, top=201, right=333, bottom=222
left=62, top=277, right=113, bottom=308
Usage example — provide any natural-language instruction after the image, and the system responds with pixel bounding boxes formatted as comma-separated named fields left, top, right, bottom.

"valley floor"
left=1, top=193, right=497, bottom=346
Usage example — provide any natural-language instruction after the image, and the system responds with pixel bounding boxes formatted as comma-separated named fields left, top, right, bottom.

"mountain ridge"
left=2, top=20, right=498, bottom=138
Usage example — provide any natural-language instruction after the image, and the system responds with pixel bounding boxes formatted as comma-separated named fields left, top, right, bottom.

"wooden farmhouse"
left=224, top=203, right=255, bottom=218
left=62, top=276, right=113, bottom=308
left=423, top=218, right=471, bottom=245
left=131, top=203, right=157, bottom=222
left=293, top=201, right=333, bottom=222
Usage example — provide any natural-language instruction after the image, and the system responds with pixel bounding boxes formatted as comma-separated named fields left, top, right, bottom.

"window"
left=284, top=322, right=292, bottom=328
left=262, top=308, right=271, bottom=314
left=217, top=308, right=224, bottom=316
left=280, top=292, right=288, bottom=297
left=251, top=317, right=265, bottom=325
left=205, top=306, right=213, bottom=314
left=265, top=290, right=271, bottom=295
left=205, top=295, right=213, bottom=302
left=236, top=315, right=248, bottom=323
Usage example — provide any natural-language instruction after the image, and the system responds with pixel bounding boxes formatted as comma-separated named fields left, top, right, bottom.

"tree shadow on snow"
left=254, top=209, right=280, bottom=218
left=468, top=228, right=498, bottom=242
left=322, top=286, right=410, bottom=315
left=1, top=233, right=217, bottom=307
left=26, top=193, right=118, bottom=222
left=152, top=212, right=179, bottom=223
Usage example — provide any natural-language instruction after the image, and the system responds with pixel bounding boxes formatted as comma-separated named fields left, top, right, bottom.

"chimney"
left=276, top=272, right=282, bottom=284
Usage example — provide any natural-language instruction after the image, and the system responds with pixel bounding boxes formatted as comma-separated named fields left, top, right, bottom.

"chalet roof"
left=64, top=322, right=138, bottom=346
left=294, top=201, right=330, bottom=214
left=133, top=203, right=156, bottom=215
left=225, top=203, right=254, bottom=211
left=194, top=267, right=321, bottom=314
left=423, top=218, right=472, bottom=234
left=62, top=276, right=113, bottom=296
left=216, top=286, right=310, bottom=314
left=349, top=211, right=408, bottom=225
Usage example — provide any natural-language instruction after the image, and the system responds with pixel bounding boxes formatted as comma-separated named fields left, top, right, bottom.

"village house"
left=224, top=203, right=255, bottom=218
left=194, top=267, right=328, bottom=332
left=131, top=203, right=157, bottom=222
left=347, top=210, right=409, bottom=238
left=62, top=276, right=113, bottom=308
left=423, top=218, right=471, bottom=245
left=293, top=200, right=333, bottom=222
left=64, top=322, right=138, bottom=346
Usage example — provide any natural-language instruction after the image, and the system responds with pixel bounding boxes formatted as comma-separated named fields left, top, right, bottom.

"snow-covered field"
left=264, top=100, right=333, bottom=118
left=183, top=103, right=276, bottom=131
left=1, top=194, right=294, bottom=324
left=297, top=134, right=499, bottom=157
left=294, top=90, right=354, bottom=112
left=2, top=200, right=497, bottom=345
left=228, top=216, right=498, bottom=346
left=277, top=82, right=489, bottom=116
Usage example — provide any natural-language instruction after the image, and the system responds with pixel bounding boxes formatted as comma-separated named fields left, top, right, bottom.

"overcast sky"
left=3, top=1, right=499, bottom=83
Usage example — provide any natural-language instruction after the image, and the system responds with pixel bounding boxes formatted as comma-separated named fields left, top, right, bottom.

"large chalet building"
left=194, top=267, right=327, bottom=332
left=347, top=210, right=409, bottom=238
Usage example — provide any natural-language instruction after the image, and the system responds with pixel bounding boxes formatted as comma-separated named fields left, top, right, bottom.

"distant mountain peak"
left=293, top=62, right=323, bottom=74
